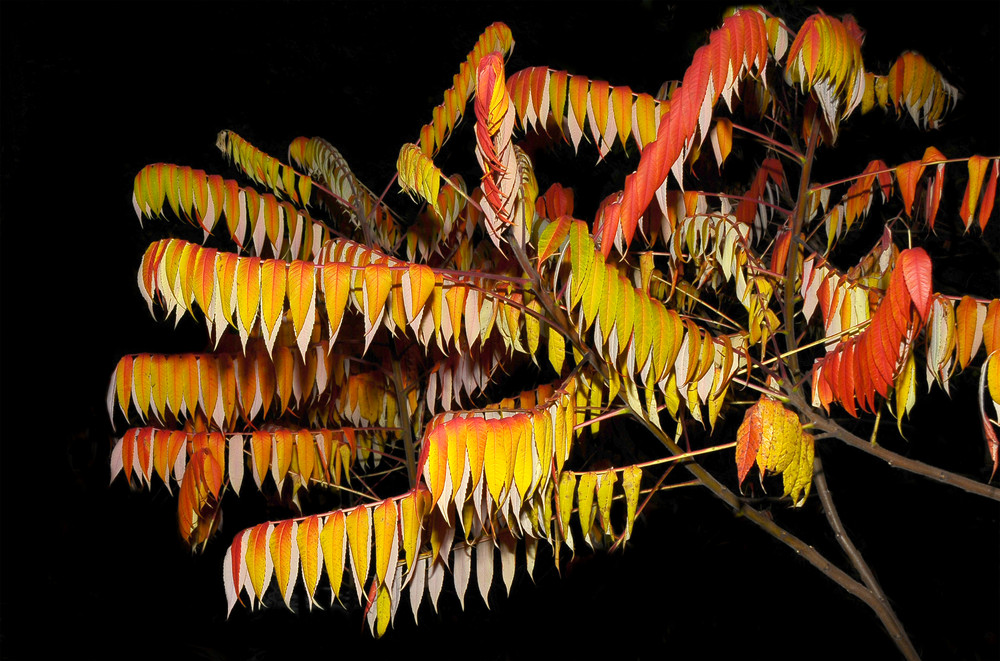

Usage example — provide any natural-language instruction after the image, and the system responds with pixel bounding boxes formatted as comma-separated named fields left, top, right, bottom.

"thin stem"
left=810, top=154, right=1000, bottom=192
left=389, top=343, right=418, bottom=488
left=814, top=455, right=918, bottom=659
left=562, top=441, right=737, bottom=474
left=730, top=122, right=805, bottom=161
left=508, top=234, right=608, bottom=380
left=782, top=121, right=822, bottom=378
left=790, top=390, right=1000, bottom=502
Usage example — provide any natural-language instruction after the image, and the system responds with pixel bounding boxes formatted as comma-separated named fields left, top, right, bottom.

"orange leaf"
left=259, top=259, right=287, bottom=355
left=224, top=529, right=249, bottom=615
left=484, top=418, right=510, bottom=506
left=243, top=523, right=273, bottom=602
left=268, top=520, right=298, bottom=609
left=710, top=118, right=733, bottom=170
left=895, top=160, right=925, bottom=218
left=983, top=300, right=1000, bottom=356
left=296, top=515, right=322, bottom=608
left=956, top=296, right=984, bottom=370
left=295, top=430, right=316, bottom=485
left=537, top=215, right=571, bottom=264
left=113, top=355, right=133, bottom=422
left=362, top=263, right=392, bottom=353
left=345, top=505, right=372, bottom=599
left=420, top=425, right=451, bottom=518
left=960, top=155, right=989, bottom=230
left=372, top=499, right=399, bottom=588
left=271, top=429, right=294, bottom=489
left=286, top=260, right=317, bottom=359
left=398, top=488, right=427, bottom=574
left=922, top=147, right=947, bottom=229
left=321, top=262, right=352, bottom=345
left=320, top=510, right=347, bottom=604
left=548, top=70, right=569, bottom=134
left=235, top=256, right=261, bottom=349
left=402, top=264, right=435, bottom=329
left=446, top=421, right=469, bottom=510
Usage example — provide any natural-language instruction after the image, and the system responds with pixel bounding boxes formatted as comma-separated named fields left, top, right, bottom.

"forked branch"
left=634, top=411, right=921, bottom=660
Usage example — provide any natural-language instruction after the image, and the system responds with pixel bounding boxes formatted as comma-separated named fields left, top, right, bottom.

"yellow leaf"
left=259, top=259, right=287, bottom=355
left=403, top=264, right=435, bottom=329
left=447, top=421, right=468, bottom=508
left=320, top=510, right=347, bottom=604
left=295, top=430, right=316, bottom=486
left=537, top=216, right=571, bottom=264
left=525, top=298, right=542, bottom=361
left=245, top=523, right=274, bottom=602
left=466, top=418, right=487, bottom=497
left=423, top=425, right=451, bottom=518
left=569, top=220, right=595, bottom=309
left=783, top=433, right=815, bottom=506
left=286, top=260, right=317, bottom=359
left=621, top=465, right=642, bottom=541
left=268, top=520, right=298, bottom=609
left=485, top=418, right=513, bottom=506
left=397, top=143, right=444, bottom=219
left=596, top=469, right=617, bottom=536
left=150, top=354, right=168, bottom=423
left=599, top=265, right=619, bottom=351
left=372, top=499, right=399, bottom=588
left=955, top=296, right=985, bottom=370
left=576, top=473, right=598, bottom=548
left=511, top=414, right=534, bottom=503
left=398, top=489, right=425, bottom=573
left=296, top=515, right=322, bottom=608
left=615, top=282, right=635, bottom=363
left=548, top=327, right=566, bottom=375
left=581, top=251, right=605, bottom=331
left=322, top=262, right=352, bottom=345
left=895, top=350, right=918, bottom=434
left=987, top=351, right=1000, bottom=406
left=345, top=505, right=372, bottom=600
left=444, top=284, right=468, bottom=350
left=375, top=584, right=392, bottom=638
left=271, top=429, right=294, bottom=489
left=531, top=409, right=552, bottom=491
left=557, top=471, right=576, bottom=551
left=362, top=263, right=392, bottom=354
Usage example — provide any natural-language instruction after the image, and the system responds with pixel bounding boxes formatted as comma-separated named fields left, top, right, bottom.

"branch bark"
left=389, top=343, right=417, bottom=488
left=631, top=410, right=922, bottom=660
left=781, top=121, right=821, bottom=378
left=792, top=394, right=1000, bottom=502
left=814, top=455, right=919, bottom=659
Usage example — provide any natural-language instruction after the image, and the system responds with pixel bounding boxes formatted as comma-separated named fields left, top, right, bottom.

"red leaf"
left=735, top=403, right=764, bottom=486
left=895, top=160, right=925, bottom=218
left=897, top=248, right=932, bottom=322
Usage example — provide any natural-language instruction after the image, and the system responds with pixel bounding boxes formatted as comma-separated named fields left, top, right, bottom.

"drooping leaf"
left=959, top=155, right=990, bottom=231
left=784, top=13, right=865, bottom=138
left=621, top=465, right=642, bottom=541
left=217, top=130, right=313, bottom=206
left=736, top=397, right=810, bottom=500
left=345, top=505, right=372, bottom=601
left=296, top=514, right=322, bottom=609
left=268, top=520, right=299, bottom=610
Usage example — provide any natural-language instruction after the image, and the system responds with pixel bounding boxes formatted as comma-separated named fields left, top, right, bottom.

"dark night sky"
left=2, top=2, right=998, bottom=660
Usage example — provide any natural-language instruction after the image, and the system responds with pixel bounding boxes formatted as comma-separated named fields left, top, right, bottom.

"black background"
left=2, top=2, right=998, bottom=659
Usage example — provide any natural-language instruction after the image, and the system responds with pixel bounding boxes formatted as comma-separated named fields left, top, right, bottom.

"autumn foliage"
left=108, top=8, right=999, bottom=656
